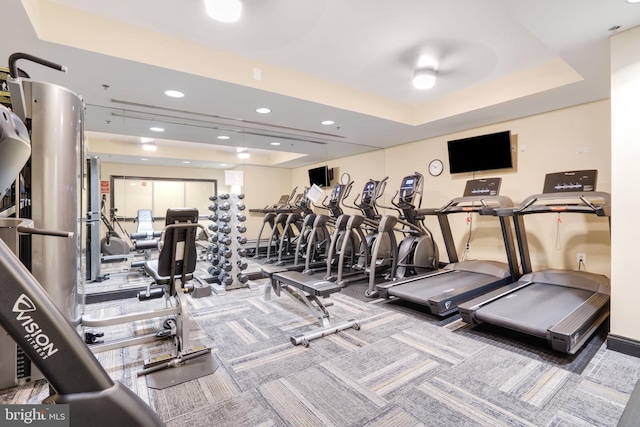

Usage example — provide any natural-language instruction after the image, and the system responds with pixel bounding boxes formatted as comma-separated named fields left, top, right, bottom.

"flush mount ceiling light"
left=217, top=135, right=230, bottom=140
left=237, top=147, right=250, bottom=159
left=204, top=0, right=242, bottom=23
left=150, top=127, right=164, bottom=132
left=626, top=0, right=640, bottom=4
left=321, top=120, right=335, bottom=126
left=140, top=137, right=154, bottom=143
left=142, top=143, right=157, bottom=152
left=270, top=142, right=281, bottom=146
left=164, top=90, right=184, bottom=98
left=412, top=68, right=437, bottom=90
left=256, top=107, right=271, bottom=114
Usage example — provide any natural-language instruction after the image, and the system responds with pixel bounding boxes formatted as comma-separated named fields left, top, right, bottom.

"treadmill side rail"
left=548, top=292, right=610, bottom=354
left=458, top=280, right=533, bottom=325
left=428, top=275, right=513, bottom=316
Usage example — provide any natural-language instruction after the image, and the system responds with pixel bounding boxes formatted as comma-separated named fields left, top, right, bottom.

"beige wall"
left=611, top=25, right=640, bottom=342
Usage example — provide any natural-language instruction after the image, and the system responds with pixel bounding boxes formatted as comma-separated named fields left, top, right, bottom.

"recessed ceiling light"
left=321, top=120, right=335, bottom=126
left=143, top=144, right=157, bottom=152
left=220, top=163, right=227, bottom=167
left=626, top=0, right=640, bottom=4
left=164, top=90, right=184, bottom=98
left=270, top=142, right=281, bottom=146
left=150, top=127, right=164, bottom=132
left=183, top=161, right=191, bottom=164
left=238, top=152, right=250, bottom=159
left=140, top=137, right=154, bottom=143
left=217, top=135, right=230, bottom=140
left=256, top=107, right=271, bottom=114
left=141, top=158, right=149, bottom=161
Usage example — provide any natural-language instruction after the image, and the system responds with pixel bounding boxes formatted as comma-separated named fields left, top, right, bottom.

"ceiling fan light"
left=204, top=0, right=242, bottom=23
left=412, top=69, right=437, bottom=90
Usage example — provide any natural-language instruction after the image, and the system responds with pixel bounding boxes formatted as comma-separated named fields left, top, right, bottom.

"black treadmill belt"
left=387, top=270, right=497, bottom=306
left=475, top=282, right=594, bottom=338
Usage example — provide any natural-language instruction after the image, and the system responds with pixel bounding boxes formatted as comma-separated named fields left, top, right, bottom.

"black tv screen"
left=447, top=131, right=513, bottom=174
left=308, top=166, right=331, bottom=187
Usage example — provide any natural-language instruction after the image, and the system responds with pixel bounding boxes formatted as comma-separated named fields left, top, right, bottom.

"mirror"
left=82, top=104, right=384, bottom=293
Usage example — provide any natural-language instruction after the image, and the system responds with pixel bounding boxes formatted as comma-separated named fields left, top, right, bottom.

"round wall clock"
left=428, top=159, right=444, bottom=176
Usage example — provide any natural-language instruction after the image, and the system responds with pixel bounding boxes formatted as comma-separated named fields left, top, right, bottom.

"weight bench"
left=266, top=270, right=360, bottom=346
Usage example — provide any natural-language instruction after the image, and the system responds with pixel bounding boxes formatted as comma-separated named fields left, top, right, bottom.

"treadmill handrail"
left=431, top=195, right=514, bottom=215
left=513, top=191, right=611, bottom=217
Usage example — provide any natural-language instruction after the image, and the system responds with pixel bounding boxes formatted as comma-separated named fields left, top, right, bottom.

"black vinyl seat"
left=144, top=208, right=199, bottom=292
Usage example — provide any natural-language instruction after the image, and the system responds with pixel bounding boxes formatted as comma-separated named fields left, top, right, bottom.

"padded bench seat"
left=266, top=270, right=359, bottom=347
left=272, top=270, right=341, bottom=297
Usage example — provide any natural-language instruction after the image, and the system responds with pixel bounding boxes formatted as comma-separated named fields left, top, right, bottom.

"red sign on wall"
left=100, top=180, right=110, bottom=194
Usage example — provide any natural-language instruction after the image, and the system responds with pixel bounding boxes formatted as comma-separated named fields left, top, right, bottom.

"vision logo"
left=12, top=294, right=59, bottom=359
left=444, top=301, right=451, bottom=310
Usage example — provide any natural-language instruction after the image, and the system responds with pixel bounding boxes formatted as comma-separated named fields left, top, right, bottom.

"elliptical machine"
left=327, top=177, right=394, bottom=286
left=366, top=172, right=439, bottom=298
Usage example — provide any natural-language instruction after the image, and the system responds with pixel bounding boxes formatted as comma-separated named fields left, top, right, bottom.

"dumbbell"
left=236, top=203, right=246, bottom=211
left=237, top=274, right=248, bottom=284
left=218, top=214, right=231, bottom=223
left=237, top=247, right=247, bottom=257
left=218, top=274, right=233, bottom=286
left=218, top=235, right=231, bottom=245
left=218, top=202, right=231, bottom=211
left=236, top=194, right=245, bottom=199
left=219, top=262, right=232, bottom=272
left=208, top=214, right=218, bottom=221
left=236, top=214, right=247, bottom=222
left=209, top=234, right=218, bottom=243
left=236, top=225, right=247, bottom=233
left=237, top=260, right=248, bottom=270
left=220, top=247, right=232, bottom=258
left=219, top=224, right=231, bottom=234
left=218, top=193, right=230, bottom=200
left=237, top=236, right=247, bottom=244
left=208, top=223, right=218, bottom=232
left=208, top=203, right=218, bottom=211
left=209, top=195, right=217, bottom=201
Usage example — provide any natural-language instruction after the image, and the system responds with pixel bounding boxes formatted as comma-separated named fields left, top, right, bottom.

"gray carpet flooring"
left=1, top=274, right=639, bottom=426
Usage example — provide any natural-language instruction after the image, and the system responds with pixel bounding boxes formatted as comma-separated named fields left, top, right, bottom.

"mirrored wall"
left=82, top=104, right=385, bottom=293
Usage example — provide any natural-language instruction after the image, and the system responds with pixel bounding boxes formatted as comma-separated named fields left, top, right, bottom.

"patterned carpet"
left=1, top=276, right=639, bottom=426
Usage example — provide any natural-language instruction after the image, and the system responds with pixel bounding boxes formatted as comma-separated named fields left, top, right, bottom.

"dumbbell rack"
left=206, top=193, right=256, bottom=292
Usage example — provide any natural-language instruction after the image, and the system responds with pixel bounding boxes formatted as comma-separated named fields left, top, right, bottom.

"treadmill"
left=458, top=170, right=610, bottom=354
left=377, top=178, right=519, bottom=316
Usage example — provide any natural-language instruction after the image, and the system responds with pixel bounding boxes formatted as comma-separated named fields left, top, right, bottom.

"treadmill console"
left=463, top=178, right=501, bottom=197
left=542, top=170, right=597, bottom=193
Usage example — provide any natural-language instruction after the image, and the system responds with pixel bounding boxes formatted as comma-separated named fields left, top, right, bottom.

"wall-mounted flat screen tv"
left=308, top=166, right=333, bottom=187
left=447, top=130, right=513, bottom=174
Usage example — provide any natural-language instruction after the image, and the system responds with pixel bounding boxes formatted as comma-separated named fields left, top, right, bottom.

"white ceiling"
left=3, top=0, right=639, bottom=168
